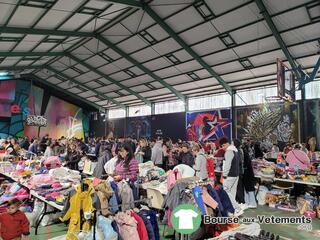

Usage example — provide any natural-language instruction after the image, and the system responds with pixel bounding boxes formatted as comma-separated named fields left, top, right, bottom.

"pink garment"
left=43, top=156, right=61, bottom=169
left=286, top=149, right=311, bottom=170
left=114, top=212, right=139, bottom=240
left=52, top=183, right=62, bottom=188
left=167, top=169, right=182, bottom=189
left=202, top=187, right=218, bottom=209
left=28, top=174, right=55, bottom=188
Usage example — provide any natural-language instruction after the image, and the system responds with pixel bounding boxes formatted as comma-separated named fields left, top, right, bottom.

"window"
left=219, top=33, right=236, bottom=47
left=194, top=0, right=215, bottom=21
left=305, top=80, right=320, bottom=100
left=165, top=54, right=181, bottom=65
left=155, top=100, right=185, bottom=114
left=129, top=105, right=151, bottom=117
left=188, top=93, right=231, bottom=111
left=235, top=86, right=278, bottom=106
left=239, top=58, right=254, bottom=69
left=186, top=72, right=200, bottom=80
left=139, top=30, right=157, bottom=45
left=108, top=108, right=125, bottom=119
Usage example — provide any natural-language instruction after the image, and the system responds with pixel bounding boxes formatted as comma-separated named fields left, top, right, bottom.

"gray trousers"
left=223, top=176, right=241, bottom=211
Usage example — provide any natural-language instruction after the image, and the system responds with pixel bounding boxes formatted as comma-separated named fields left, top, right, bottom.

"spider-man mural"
left=186, top=110, right=231, bottom=144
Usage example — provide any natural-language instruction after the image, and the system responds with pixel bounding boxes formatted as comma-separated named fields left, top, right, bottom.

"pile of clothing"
left=251, top=159, right=276, bottom=178
left=297, top=193, right=320, bottom=218
left=0, top=182, right=30, bottom=205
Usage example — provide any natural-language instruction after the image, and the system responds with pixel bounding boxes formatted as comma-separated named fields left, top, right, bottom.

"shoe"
left=233, top=209, right=244, bottom=217
left=239, top=203, right=249, bottom=210
left=248, top=204, right=257, bottom=209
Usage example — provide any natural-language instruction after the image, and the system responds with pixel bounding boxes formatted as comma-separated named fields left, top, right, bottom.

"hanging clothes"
left=140, top=209, right=160, bottom=240
left=215, top=186, right=235, bottom=215
left=114, top=212, right=140, bottom=240
left=206, top=184, right=224, bottom=216
left=118, top=181, right=134, bottom=211
left=60, top=183, right=95, bottom=240
left=130, top=211, right=149, bottom=240
left=139, top=212, right=156, bottom=240
left=192, top=186, right=207, bottom=215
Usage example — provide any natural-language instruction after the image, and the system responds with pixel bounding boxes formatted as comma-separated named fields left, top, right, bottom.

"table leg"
left=35, top=202, right=47, bottom=235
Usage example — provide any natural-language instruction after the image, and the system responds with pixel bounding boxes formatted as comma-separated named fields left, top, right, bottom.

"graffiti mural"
left=236, top=102, right=299, bottom=146
left=304, top=99, right=320, bottom=150
left=186, top=109, right=231, bottom=144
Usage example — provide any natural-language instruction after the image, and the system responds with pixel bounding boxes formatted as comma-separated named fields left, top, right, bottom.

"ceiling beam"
left=23, top=74, right=102, bottom=110
left=0, top=26, right=95, bottom=38
left=67, top=53, right=152, bottom=106
left=0, top=65, right=44, bottom=71
left=0, top=52, right=64, bottom=57
left=141, top=3, right=233, bottom=95
left=105, top=0, right=142, bottom=7
left=46, top=66, right=126, bottom=109
left=254, top=0, right=300, bottom=78
left=96, top=35, right=186, bottom=102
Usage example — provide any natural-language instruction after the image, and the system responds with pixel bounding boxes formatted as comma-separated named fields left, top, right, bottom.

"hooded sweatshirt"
left=151, top=141, right=163, bottom=165
left=223, top=145, right=240, bottom=177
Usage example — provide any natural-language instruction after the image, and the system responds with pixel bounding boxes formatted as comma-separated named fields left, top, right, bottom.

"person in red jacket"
left=0, top=198, right=30, bottom=240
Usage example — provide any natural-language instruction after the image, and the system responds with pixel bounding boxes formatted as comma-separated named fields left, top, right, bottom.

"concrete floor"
left=30, top=205, right=320, bottom=240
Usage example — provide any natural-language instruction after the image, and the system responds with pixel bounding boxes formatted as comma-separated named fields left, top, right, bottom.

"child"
left=0, top=198, right=30, bottom=240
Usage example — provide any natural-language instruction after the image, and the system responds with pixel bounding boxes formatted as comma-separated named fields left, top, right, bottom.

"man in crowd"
left=151, top=137, right=163, bottom=168
left=219, top=137, right=243, bottom=217
left=177, top=143, right=194, bottom=167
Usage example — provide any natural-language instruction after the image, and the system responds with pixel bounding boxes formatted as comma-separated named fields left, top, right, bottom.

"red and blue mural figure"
left=186, top=110, right=231, bottom=144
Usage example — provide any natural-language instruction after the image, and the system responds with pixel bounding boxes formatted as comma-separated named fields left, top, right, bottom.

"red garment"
left=131, top=211, right=149, bottom=240
left=206, top=157, right=215, bottom=180
left=0, top=210, right=30, bottom=240
left=214, top=148, right=225, bottom=158
left=203, top=144, right=211, bottom=154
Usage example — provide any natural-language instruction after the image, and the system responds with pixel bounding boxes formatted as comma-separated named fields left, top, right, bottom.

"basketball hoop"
left=265, top=96, right=293, bottom=104
left=265, top=96, right=283, bottom=104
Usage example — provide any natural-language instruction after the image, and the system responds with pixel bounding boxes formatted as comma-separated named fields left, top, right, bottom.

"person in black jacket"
left=177, top=143, right=194, bottom=167
left=137, top=138, right=152, bottom=163
left=65, top=144, right=81, bottom=171
left=242, top=141, right=257, bottom=208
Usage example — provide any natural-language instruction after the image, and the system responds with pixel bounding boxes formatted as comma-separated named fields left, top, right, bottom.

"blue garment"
left=207, top=184, right=224, bottom=216
left=109, top=192, right=119, bottom=214
left=140, top=209, right=160, bottom=240
left=111, top=220, right=123, bottom=240
left=139, top=212, right=156, bottom=240
left=95, top=142, right=101, bottom=157
left=192, top=186, right=206, bottom=215
left=110, top=181, right=120, bottom=204
left=129, top=180, right=139, bottom=202
left=216, top=186, right=235, bottom=214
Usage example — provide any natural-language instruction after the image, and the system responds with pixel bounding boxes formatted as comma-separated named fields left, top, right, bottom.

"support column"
left=299, top=85, right=306, bottom=143
left=185, top=97, right=189, bottom=113
left=231, top=90, right=236, bottom=140
left=104, top=109, right=109, bottom=137
left=151, top=103, right=155, bottom=115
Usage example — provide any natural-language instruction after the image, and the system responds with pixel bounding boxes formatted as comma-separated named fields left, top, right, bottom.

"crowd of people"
left=1, top=134, right=317, bottom=223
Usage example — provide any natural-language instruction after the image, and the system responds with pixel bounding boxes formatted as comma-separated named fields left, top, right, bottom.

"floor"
left=30, top=206, right=320, bottom=240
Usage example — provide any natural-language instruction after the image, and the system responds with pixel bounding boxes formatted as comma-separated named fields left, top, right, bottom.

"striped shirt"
left=115, top=158, right=139, bottom=180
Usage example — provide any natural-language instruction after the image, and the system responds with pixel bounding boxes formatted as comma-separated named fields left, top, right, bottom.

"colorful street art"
left=39, top=96, right=85, bottom=139
left=0, top=80, right=31, bottom=138
left=0, top=79, right=89, bottom=139
left=186, top=110, right=231, bottom=144
left=236, top=102, right=299, bottom=148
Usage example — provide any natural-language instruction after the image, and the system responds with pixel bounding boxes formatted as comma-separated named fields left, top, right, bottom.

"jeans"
left=223, top=177, right=240, bottom=211
left=245, top=191, right=257, bottom=207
